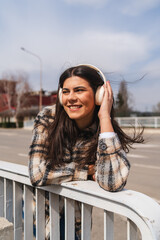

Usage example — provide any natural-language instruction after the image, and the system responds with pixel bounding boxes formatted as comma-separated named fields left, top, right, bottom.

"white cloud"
left=0, top=0, right=159, bottom=112
left=63, top=0, right=109, bottom=7
left=126, top=59, right=160, bottom=111
left=142, top=59, right=160, bottom=78
left=59, top=31, right=152, bottom=72
left=130, top=79, right=160, bottom=111
left=0, top=29, right=153, bottom=78
left=121, top=0, right=160, bottom=16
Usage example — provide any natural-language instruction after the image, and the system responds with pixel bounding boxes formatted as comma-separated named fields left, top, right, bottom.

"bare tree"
left=0, top=74, right=17, bottom=112
left=0, top=71, right=33, bottom=126
left=15, top=73, right=30, bottom=113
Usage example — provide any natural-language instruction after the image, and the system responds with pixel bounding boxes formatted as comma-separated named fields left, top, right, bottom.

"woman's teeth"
left=69, top=105, right=81, bottom=109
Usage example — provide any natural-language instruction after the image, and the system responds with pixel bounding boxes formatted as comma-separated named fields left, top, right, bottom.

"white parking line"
left=128, top=154, right=146, bottom=158
left=18, top=153, right=28, bottom=157
left=132, top=163, right=160, bottom=170
left=133, top=144, right=159, bottom=148
left=0, top=146, right=9, bottom=149
left=0, top=132, right=17, bottom=136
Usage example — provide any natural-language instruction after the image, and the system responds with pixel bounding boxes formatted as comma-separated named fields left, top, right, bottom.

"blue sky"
left=0, top=0, right=160, bottom=111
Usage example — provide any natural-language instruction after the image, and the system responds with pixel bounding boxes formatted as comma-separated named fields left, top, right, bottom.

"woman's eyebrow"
left=62, top=86, right=87, bottom=90
left=62, top=87, right=69, bottom=90
left=74, top=86, right=87, bottom=90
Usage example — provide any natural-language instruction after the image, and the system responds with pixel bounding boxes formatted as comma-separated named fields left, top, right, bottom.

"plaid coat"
left=29, top=105, right=130, bottom=239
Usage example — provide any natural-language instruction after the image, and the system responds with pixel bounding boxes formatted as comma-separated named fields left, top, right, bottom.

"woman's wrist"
left=99, top=117, right=114, bottom=133
left=98, top=113, right=111, bottom=120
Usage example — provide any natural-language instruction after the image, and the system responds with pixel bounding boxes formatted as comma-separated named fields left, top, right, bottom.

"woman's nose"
left=68, top=91, right=77, bottom=101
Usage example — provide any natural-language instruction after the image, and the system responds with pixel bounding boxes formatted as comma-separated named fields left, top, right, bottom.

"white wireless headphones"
left=59, top=64, right=106, bottom=106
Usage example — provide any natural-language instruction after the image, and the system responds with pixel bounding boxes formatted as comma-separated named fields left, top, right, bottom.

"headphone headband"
left=77, top=64, right=106, bottom=84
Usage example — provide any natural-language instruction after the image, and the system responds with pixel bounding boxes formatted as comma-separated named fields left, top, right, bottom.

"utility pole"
left=21, top=47, right=43, bottom=111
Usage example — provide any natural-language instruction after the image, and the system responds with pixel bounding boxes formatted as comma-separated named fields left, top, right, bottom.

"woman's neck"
left=76, top=117, right=93, bottom=130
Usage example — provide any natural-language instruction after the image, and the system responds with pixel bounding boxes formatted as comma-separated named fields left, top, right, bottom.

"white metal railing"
left=23, top=119, right=34, bottom=129
left=0, top=160, right=160, bottom=240
left=116, top=117, right=160, bottom=128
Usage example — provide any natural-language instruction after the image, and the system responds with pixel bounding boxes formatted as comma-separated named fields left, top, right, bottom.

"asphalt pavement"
left=0, top=127, right=160, bottom=239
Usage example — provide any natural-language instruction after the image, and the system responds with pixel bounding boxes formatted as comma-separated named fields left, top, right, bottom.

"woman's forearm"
left=95, top=134, right=130, bottom=192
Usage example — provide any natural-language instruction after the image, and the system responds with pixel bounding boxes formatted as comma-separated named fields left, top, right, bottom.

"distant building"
left=0, top=78, right=57, bottom=122
left=21, top=91, right=57, bottom=118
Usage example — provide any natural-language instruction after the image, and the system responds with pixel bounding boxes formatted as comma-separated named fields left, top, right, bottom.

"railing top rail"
left=116, top=116, right=160, bottom=119
left=0, top=160, right=160, bottom=239
left=0, top=160, right=28, bottom=177
left=59, top=182, right=160, bottom=240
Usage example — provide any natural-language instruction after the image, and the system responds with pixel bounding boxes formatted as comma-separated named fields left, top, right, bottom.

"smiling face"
left=62, top=76, right=95, bottom=129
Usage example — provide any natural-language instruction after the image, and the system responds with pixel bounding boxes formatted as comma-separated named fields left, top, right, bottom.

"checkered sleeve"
left=95, top=134, right=130, bottom=192
left=28, top=106, right=75, bottom=186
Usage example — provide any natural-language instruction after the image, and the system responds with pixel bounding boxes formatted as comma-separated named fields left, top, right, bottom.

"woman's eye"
left=62, top=90, right=69, bottom=94
left=76, top=89, right=84, bottom=92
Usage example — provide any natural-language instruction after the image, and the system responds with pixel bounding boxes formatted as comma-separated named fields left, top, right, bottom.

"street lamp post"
left=21, top=47, right=43, bottom=111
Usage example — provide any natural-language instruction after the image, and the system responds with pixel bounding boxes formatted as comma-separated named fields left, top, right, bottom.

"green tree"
left=153, top=102, right=160, bottom=113
left=115, top=80, right=132, bottom=117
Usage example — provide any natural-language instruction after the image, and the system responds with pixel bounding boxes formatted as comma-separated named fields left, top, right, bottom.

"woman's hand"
left=98, top=81, right=114, bottom=133
left=98, top=81, right=113, bottom=120
left=88, top=164, right=95, bottom=181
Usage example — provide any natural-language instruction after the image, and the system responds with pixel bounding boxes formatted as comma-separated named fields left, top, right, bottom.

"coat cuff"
left=98, top=134, right=122, bottom=154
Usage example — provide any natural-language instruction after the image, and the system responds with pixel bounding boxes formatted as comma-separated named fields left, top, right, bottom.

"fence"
left=23, top=119, right=34, bottom=129
left=0, top=160, right=160, bottom=240
left=116, top=117, right=160, bottom=128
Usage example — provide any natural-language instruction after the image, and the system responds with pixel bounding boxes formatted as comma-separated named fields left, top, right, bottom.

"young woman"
left=29, top=64, right=144, bottom=239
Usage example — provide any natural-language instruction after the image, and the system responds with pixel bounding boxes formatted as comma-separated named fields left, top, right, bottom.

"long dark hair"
left=47, top=65, right=144, bottom=169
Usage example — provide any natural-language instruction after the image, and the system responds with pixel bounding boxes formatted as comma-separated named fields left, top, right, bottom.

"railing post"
left=104, top=210, right=114, bottom=240
left=49, top=193, right=60, bottom=240
left=127, top=219, right=138, bottom=240
left=4, top=179, right=13, bottom=223
left=13, top=181, right=23, bottom=240
left=81, top=203, right=92, bottom=240
left=135, top=117, right=138, bottom=128
left=24, top=185, right=33, bottom=240
left=117, top=118, right=121, bottom=126
left=0, top=178, right=4, bottom=217
left=36, top=188, right=45, bottom=240
left=64, top=198, right=75, bottom=240
left=154, top=117, right=158, bottom=128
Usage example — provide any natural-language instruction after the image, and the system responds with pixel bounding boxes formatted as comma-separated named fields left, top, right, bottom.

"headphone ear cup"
left=95, top=86, right=104, bottom=105
left=59, top=88, right=63, bottom=105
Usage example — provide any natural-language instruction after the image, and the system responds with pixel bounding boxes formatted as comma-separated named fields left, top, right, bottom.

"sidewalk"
left=123, top=127, right=160, bottom=134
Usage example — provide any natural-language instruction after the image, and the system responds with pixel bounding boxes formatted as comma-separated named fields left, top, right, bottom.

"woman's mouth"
left=68, top=105, right=82, bottom=110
